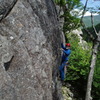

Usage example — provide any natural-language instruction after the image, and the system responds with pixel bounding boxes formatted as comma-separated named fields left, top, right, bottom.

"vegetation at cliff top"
left=54, top=0, right=83, bottom=33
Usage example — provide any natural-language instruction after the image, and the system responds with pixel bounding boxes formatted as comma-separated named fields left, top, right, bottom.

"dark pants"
left=59, top=61, right=67, bottom=81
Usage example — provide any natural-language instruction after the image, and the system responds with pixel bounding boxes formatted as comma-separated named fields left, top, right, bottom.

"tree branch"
left=80, top=0, right=94, bottom=40
left=91, top=12, right=98, bottom=37
left=80, top=0, right=88, bottom=24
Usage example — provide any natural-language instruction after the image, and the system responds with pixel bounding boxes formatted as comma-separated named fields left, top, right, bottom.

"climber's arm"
left=61, top=43, right=66, bottom=50
left=63, top=49, right=71, bottom=56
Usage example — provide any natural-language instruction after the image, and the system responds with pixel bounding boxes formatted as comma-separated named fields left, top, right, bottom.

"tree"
left=85, top=33, right=100, bottom=100
left=54, top=0, right=83, bottom=33
left=63, top=0, right=83, bottom=33
left=81, top=0, right=100, bottom=100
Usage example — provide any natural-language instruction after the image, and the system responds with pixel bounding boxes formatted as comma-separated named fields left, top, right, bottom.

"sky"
left=81, top=0, right=100, bottom=8
left=80, top=0, right=100, bottom=16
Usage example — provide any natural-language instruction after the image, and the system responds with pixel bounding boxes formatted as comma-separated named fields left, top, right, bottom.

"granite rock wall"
left=0, top=0, right=62, bottom=100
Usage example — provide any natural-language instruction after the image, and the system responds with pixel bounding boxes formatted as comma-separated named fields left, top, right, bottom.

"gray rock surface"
left=0, top=0, right=62, bottom=100
left=72, top=29, right=90, bottom=49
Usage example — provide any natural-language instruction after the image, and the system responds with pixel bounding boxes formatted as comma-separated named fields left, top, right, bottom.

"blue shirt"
left=61, top=43, right=71, bottom=62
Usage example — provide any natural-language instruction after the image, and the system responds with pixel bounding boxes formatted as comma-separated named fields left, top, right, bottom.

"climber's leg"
left=59, top=62, right=66, bottom=81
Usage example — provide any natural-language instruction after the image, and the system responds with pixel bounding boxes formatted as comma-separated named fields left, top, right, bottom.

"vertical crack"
left=0, top=0, right=18, bottom=22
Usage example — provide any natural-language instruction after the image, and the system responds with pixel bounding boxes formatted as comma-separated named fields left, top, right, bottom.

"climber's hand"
left=60, top=48, right=63, bottom=51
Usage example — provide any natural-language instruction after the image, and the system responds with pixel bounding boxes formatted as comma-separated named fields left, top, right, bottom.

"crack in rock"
left=4, top=55, right=14, bottom=71
left=0, top=0, right=17, bottom=22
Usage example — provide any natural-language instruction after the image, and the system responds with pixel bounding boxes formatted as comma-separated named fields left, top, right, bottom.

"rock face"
left=72, top=29, right=89, bottom=49
left=0, top=0, right=62, bottom=100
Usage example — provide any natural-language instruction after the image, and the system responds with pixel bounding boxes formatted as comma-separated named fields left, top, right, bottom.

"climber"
left=59, top=43, right=71, bottom=81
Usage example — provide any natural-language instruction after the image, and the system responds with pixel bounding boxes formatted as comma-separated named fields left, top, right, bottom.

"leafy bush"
left=63, top=12, right=81, bottom=33
left=65, top=33, right=100, bottom=99
left=65, top=33, right=91, bottom=81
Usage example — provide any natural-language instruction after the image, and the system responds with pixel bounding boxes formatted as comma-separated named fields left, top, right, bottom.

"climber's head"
left=66, top=43, right=71, bottom=49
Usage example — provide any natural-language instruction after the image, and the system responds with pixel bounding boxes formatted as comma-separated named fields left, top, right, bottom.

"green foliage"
left=65, top=32, right=100, bottom=99
left=65, top=33, right=91, bottom=81
left=66, top=0, right=83, bottom=10
left=63, top=12, right=80, bottom=33
left=92, top=51, right=100, bottom=99
left=54, top=0, right=83, bottom=33
left=63, top=0, right=83, bottom=33
left=54, top=0, right=66, bottom=6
